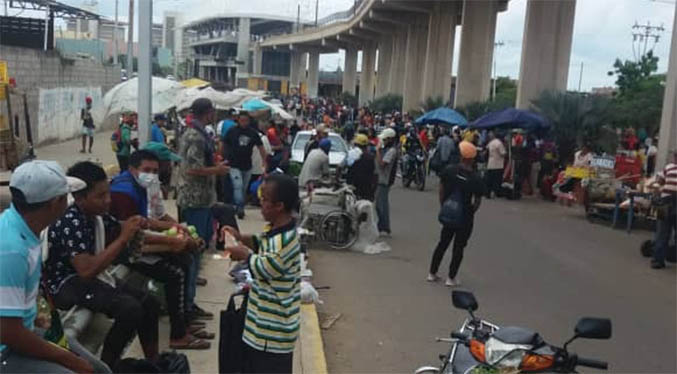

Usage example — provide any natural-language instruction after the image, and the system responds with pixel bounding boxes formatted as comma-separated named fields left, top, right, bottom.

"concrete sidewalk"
left=34, top=136, right=327, bottom=374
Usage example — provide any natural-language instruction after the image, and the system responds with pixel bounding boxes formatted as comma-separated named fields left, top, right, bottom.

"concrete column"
left=403, top=16, right=429, bottom=112
left=359, top=42, right=377, bottom=106
left=389, top=32, right=407, bottom=96
left=656, top=3, right=677, bottom=170
left=237, top=17, right=251, bottom=78
left=253, top=45, right=263, bottom=75
left=289, top=51, right=302, bottom=88
left=307, top=50, right=320, bottom=98
left=375, top=35, right=393, bottom=98
left=422, top=1, right=458, bottom=105
left=516, top=0, right=576, bottom=109
left=342, top=46, right=358, bottom=95
left=455, top=0, right=499, bottom=107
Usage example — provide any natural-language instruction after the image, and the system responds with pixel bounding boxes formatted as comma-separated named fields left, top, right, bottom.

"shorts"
left=81, top=127, right=94, bottom=137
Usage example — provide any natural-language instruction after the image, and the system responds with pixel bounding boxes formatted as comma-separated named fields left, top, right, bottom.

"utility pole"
left=113, top=0, right=118, bottom=65
left=297, top=3, right=300, bottom=32
left=138, top=0, right=152, bottom=146
left=126, top=0, right=134, bottom=73
left=491, top=41, right=504, bottom=101
left=632, top=20, right=665, bottom=61
left=315, top=0, right=319, bottom=26
left=578, top=61, right=584, bottom=92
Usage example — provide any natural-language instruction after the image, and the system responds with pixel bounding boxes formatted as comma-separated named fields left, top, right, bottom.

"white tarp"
left=175, top=87, right=266, bottom=112
left=350, top=200, right=391, bottom=255
left=38, top=86, right=102, bottom=143
left=91, top=77, right=183, bottom=123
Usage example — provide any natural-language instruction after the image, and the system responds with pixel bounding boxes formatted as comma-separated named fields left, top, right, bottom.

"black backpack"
left=113, top=352, right=190, bottom=374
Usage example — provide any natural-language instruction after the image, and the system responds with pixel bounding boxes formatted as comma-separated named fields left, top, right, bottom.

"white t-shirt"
left=487, top=138, right=507, bottom=170
left=299, top=149, right=329, bottom=187
left=250, top=134, right=272, bottom=175
left=573, top=150, right=592, bottom=167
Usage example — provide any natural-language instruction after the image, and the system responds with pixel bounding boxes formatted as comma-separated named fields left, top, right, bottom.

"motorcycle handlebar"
left=576, top=357, right=608, bottom=370
left=450, top=332, right=468, bottom=341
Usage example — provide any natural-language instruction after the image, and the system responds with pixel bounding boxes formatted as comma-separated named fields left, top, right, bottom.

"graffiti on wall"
left=38, top=86, right=102, bottom=143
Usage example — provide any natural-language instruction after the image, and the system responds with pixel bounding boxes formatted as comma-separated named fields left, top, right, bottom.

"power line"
left=631, top=20, right=665, bottom=61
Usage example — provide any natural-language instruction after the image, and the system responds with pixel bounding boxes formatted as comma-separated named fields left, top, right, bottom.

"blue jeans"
left=653, top=199, right=676, bottom=263
left=375, top=184, right=391, bottom=233
left=180, top=207, right=213, bottom=309
left=230, top=168, right=252, bottom=212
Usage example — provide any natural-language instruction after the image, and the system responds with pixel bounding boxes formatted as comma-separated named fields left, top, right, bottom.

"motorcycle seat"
left=492, top=326, right=543, bottom=346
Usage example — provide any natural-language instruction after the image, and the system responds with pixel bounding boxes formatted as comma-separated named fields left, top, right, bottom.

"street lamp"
left=492, top=41, right=504, bottom=101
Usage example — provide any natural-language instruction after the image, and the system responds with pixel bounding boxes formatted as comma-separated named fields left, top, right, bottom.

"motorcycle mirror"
left=574, top=318, right=612, bottom=340
left=452, top=290, right=478, bottom=312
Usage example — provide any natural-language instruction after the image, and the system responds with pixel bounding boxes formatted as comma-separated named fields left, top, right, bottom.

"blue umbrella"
left=242, top=98, right=271, bottom=112
left=470, top=108, right=550, bottom=131
left=415, top=107, right=468, bottom=127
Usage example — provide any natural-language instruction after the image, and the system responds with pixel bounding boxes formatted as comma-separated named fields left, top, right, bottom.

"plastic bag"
left=300, top=280, right=323, bottom=305
left=350, top=200, right=391, bottom=255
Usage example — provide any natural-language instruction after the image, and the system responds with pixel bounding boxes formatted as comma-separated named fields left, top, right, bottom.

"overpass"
left=254, top=0, right=581, bottom=112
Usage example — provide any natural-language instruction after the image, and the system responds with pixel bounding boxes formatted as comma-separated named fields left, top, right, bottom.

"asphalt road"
left=312, top=177, right=676, bottom=374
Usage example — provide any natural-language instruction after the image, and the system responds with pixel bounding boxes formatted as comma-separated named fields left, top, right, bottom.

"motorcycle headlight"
left=479, top=337, right=532, bottom=369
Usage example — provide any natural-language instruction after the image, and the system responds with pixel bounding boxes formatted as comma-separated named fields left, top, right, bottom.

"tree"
left=338, top=91, right=358, bottom=107
left=368, top=94, right=403, bottom=113
left=420, top=96, right=446, bottom=112
left=607, top=51, right=665, bottom=134
left=531, top=90, right=614, bottom=163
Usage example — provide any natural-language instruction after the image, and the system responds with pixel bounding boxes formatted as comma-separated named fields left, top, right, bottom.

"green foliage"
left=455, top=76, right=517, bottom=122
left=368, top=94, right=403, bottom=113
left=531, top=90, right=615, bottom=163
left=338, top=91, right=358, bottom=107
left=420, top=96, right=447, bottom=112
left=607, top=52, right=665, bottom=134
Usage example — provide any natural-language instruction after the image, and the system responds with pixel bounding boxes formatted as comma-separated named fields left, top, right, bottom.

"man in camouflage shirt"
left=177, top=98, right=230, bottom=320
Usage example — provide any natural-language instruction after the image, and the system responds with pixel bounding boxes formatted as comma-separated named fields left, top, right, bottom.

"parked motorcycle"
left=402, top=148, right=427, bottom=191
left=416, top=290, right=611, bottom=374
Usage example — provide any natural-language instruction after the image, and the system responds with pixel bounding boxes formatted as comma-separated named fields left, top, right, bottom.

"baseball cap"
left=319, top=138, right=332, bottom=153
left=10, top=160, right=85, bottom=204
left=154, top=113, right=167, bottom=121
left=459, top=141, right=477, bottom=159
left=378, top=128, right=397, bottom=140
left=353, top=134, right=369, bottom=146
left=142, top=141, right=182, bottom=162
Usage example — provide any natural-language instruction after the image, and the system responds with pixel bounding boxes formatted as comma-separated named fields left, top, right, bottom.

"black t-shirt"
left=440, top=165, right=486, bottom=219
left=224, top=125, right=263, bottom=170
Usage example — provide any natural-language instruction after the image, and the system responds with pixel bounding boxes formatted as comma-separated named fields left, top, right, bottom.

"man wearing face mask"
left=109, top=150, right=213, bottom=350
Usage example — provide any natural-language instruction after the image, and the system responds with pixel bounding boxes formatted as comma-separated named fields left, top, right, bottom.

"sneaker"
left=237, top=210, right=245, bottom=220
left=445, top=278, right=460, bottom=287
left=651, top=260, right=666, bottom=269
left=379, top=231, right=391, bottom=238
left=426, top=274, right=440, bottom=282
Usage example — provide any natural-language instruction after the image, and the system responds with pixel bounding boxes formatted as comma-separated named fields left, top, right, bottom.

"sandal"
left=192, top=329, right=215, bottom=340
left=196, top=277, right=208, bottom=286
left=192, top=305, right=214, bottom=320
left=169, top=336, right=210, bottom=350
left=188, top=320, right=207, bottom=328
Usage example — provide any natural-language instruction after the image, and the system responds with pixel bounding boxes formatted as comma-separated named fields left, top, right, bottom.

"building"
left=177, top=13, right=311, bottom=90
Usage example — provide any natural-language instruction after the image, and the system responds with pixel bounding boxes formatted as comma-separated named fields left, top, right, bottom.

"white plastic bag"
left=300, top=280, right=323, bottom=305
left=350, top=200, right=391, bottom=255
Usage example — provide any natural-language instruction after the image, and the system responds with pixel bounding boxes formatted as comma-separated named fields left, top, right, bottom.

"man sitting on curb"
left=222, top=174, right=301, bottom=374
left=109, top=149, right=212, bottom=349
left=0, top=160, right=110, bottom=374
left=45, top=161, right=160, bottom=368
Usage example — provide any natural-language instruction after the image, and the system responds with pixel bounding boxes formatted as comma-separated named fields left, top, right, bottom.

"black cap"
left=191, top=98, right=214, bottom=116
left=154, top=113, right=167, bottom=121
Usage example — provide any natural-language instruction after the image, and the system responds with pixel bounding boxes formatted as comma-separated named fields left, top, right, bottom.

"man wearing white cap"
left=375, top=128, right=399, bottom=237
left=0, top=161, right=110, bottom=373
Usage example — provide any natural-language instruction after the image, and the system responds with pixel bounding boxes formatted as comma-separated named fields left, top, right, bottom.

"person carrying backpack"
left=427, top=141, right=485, bottom=287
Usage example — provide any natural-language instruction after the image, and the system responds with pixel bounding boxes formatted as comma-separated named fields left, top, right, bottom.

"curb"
left=297, top=303, right=328, bottom=374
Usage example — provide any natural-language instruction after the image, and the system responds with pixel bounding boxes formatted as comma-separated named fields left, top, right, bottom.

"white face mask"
left=136, top=172, right=159, bottom=188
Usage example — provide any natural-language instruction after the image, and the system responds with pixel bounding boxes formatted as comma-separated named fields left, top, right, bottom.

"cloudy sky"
left=13, top=0, right=676, bottom=91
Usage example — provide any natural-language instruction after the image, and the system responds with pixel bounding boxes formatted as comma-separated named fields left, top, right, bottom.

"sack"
left=111, top=128, right=122, bottom=152
left=438, top=188, right=464, bottom=228
left=219, top=292, right=249, bottom=374
left=113, top=358, right=162, bottom=373
left=156, top=352, right=190, bottom=374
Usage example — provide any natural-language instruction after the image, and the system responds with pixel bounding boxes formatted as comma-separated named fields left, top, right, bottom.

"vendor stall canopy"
left=470, top=108, right=550, bottom=131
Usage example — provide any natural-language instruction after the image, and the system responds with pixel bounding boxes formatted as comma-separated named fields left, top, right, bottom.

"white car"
left=290, top=130, right=348, bottom=168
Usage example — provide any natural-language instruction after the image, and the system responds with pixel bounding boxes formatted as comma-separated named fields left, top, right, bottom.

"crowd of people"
left=1, top=89, right=675, bottom=374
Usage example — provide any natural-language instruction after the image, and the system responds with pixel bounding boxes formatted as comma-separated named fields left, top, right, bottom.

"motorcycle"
left=416, top=290, right=611, bottom=374
left=402, top=148, right=427, bottom=191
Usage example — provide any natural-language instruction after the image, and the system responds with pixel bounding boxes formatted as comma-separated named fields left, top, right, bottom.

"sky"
left=6, top=0, right=675, bottom=91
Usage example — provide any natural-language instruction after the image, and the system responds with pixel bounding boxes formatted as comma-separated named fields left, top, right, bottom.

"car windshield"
left=293, top=134, right=347, bottom=153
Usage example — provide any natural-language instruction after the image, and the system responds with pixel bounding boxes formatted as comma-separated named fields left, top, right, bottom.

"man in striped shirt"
left=224, top=174, right=301, bottom=373
left=652, top=150, right=677, bottom=269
